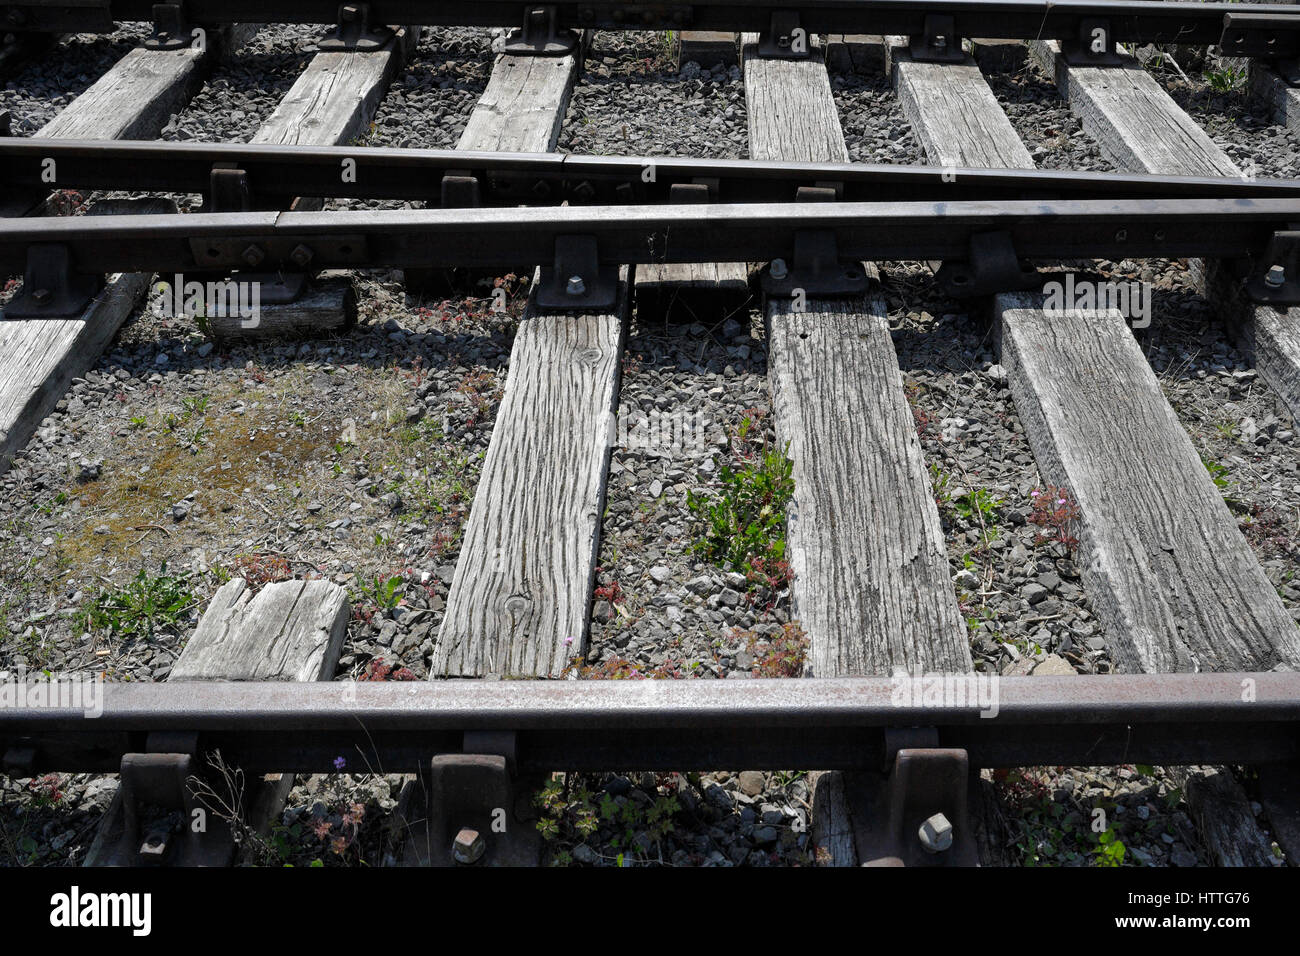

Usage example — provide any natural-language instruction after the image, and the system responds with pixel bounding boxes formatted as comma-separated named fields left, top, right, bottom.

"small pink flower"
left=1031, top=490, right=1040, bottom=497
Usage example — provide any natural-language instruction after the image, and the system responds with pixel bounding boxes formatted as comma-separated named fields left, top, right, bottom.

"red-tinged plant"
left=360, top=659, right=417, bottom=682
left=27, top=774, right=64, bottom=806
left=1027, top=485, right=1082, bottom=550
left=233, top=553, right=292, bottom=591
left=746, top=623, right=809, bottom=678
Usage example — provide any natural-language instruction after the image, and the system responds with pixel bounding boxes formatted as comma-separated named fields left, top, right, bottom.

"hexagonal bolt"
left=769, top=258, right=789, bottom=281
left=931, top=35, right=948, bottom=49
left=31, top=288, right=52, bottom=305
left=566, top=275, right=586, bottom=296
left=918, top=812, right=954, bottom=853
left=339, top=4, right=360, bottom=22
left=1265, top=264, right=1287, bottom=289
left=289, top=244, right=314, bottom=269
left=452, top=827, right=486, bottom=864
left=138, top=830, right=169, bottom=863
left=241, top=244, right=266, bottom=268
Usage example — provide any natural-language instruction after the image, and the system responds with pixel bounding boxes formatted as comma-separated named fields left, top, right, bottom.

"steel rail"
left=2, top=0, right=1299, bottom=52
left=1, top=198, right=1297, bottom=276
left=4, top=140, right=1300, bottom=211
left=0, top=673, right=1297, bottom=773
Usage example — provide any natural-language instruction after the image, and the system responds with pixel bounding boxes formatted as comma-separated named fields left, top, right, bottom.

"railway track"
left=0, top=2, right=1298, bottom=881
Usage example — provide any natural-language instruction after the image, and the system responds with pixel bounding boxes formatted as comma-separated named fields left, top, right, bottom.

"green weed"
left=81, top=566, right=195, bottom=640
left=686, top=438, right=794, bottom=573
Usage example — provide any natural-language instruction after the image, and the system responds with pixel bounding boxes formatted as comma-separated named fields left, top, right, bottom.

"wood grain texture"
left=809, top=771, right=858, bottom=866
left=85, top=576, right=347, bottom=866
left=434, top=276, right=629, bottom=677
left=252, top=26, right=416, bottom=148
left=1245, top=306, right=1300, bottom=423
left=745, top=44, right=968, bottom=676
left=1251, top=61, right=1300, bottom=138
left=171, top=578, right=350, bottom=682
left=997, top=292, right=1300, bottom=674
left=1030, top=41, right=1239, bottom=177
left=433, top=49, right=629, bottom=677
left=825, top=35, right=885, bottom=74
left=677, top=31, right=739, bottom=68
left=457, top=52, right=577, bottom=152
left=633, top=38, right=748, bottom=327
left=239, top=29, right=412, bottom=331
left=5, top=34, right=223, bottom=473
left=1033, top=42, right=1300, bottom=543
left=1202, top=260, right=1300, bottom=424
left=0, top=198, right=173, bottom=473
left=768, top=298, right=971, bottom=676
left=1168, top=767, right=1277, bottom=867
left=743, top=42, right=850, bottom=163
left=36, top=47, right=208, bottom=141
left=634, top=260, right=750, bottom=324
left=206, top=276, right=357, bottom=338
left=0, top=274, right=150, bottom=471
left=887, top=40, right=1034, bottom=169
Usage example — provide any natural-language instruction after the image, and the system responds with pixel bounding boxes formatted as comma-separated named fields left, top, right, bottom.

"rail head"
left=2, top=672, right=1298, bottom=773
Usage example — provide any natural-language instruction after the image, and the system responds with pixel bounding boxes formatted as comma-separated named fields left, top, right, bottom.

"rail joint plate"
left=1245, top=230, right=1300, bottom=305
left=1221, top=12, right=1300, bottom=60
left=909, top=14, right=965, bottom=64
left=4, top=242, right=101, bottom=318
left=1060, top=18, right=1124, bottom=67
left=87, top=732, right=237, bottom=867
left=400, top=733, right=542, bottom=866
left=143, top=2, right=192, bottom=50
left=853, top=747, right=980, bottom=867
left=935, top=230, right=1039, bottom=298
left=318, top=3, right=396, bottom=52
left=503, top=5, right=580, bottom=57
left=756, top=10, right=809, bottom=59
left=537, top=234, right=619, bottom=309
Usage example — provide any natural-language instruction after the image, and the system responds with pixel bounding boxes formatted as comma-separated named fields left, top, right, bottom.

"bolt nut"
left=289, top=244, right=314, bottom=268
left=31, top=288, right=52, bottom=305
left=769, top=258, right=789, bottom=280
left=918, top=812, right=954, bottom=853
left=241, top=244, right=265, bottom=268
left=1265, top=264, right=1286, bottom=289
left=566, top=275, right=586, bottom=296
left=452, top=827, right=486, bottom=864
left=139, top=830, right=169, bottom=863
